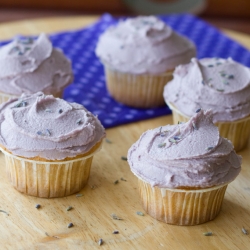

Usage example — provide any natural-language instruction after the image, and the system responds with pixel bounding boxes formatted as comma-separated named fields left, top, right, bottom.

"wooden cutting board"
left=0, top=16, right=250, bottom=250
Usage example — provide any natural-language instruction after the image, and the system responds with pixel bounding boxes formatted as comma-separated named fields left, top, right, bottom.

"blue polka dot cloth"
left=1, top=14, right=250, bottom=128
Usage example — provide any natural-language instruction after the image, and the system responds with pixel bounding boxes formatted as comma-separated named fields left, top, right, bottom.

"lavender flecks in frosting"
left=0, top=33, right=73, bottom=95
left=128, top=110, right=241, bottom=188
left=8, top=37, right=33, bottom=56
left=164, top=57, right=250, bottom=122
left=95, top=16, right=196, bottom=74
left=0, top=92, right=105, bottom=160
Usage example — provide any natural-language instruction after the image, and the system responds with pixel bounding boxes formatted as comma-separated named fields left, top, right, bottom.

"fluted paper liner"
left=104, top=65, right=173, bottom=108
left=167, top=102, right=250, bottom=152
left=138, top=178, right=228, bottom=225
left=1, top=142, right=102, bottom=198
left=0, top=90, right=64, bottom=105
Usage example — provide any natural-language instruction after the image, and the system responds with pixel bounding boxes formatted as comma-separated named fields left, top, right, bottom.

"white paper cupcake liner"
left=138, top=178, right=228, bottom=225
left=1, top=143, right=102, bottom=198
left=104, top=64, right=173, bottom=108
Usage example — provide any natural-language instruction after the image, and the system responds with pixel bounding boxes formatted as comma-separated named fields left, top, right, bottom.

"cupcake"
left=127, top=109, right=241, bottom=225
left=95, top=16, right=196, bottom=108
left=164, top=57, right=250, bottom=151
left=0, top=92, right=105, bottom=198
left=0, top=33, right=73, bottom=103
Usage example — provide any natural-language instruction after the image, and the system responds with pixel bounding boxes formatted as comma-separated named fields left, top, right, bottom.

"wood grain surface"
left=0, top=16, right=250, bottom=250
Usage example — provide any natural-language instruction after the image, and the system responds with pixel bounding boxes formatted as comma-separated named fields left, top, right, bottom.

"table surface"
left=0, top=16, right=250, bottom=250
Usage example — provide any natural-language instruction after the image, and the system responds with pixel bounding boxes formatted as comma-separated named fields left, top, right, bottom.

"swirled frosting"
left=95, top=16, right=196, bottom=74
left=0, top=33, right=73, bottom=95
left=128, top=110, right=241, bottom=188
left=0, top=92, right=105, bottom=160
left=164, top=57, right=250, bottom=122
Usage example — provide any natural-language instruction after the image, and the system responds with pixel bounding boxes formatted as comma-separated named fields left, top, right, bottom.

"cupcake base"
left=104, top=65, right=173, bottom=108
left=167, top=102, right=250, bottom=152
left=1, top=141, right=102, bottom=198
left=138, top=179, right=228, bottom=225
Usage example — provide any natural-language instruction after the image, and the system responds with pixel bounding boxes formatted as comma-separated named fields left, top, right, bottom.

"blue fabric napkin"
left=1, top=14, right=250, bottom=128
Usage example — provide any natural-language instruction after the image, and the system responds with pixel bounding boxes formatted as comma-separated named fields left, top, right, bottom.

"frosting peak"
left=95, top=16, right=196, bottom=74
left=0, top=33, right=73, bottom=95
left=128, top=110, right=241, bottom=188
left=0, top=93, right=105, bottom=160
left=121, top=16, right=171, bottom=41
left=164, top=57, right=250, bottom=122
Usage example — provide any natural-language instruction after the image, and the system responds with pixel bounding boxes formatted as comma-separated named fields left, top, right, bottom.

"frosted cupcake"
left=128, top=110, right=241, bottom=225
left=164, top=57, right=250, bottom=151
left=95, top=16, right=196, bottom=108
left=0, top=92, right=105, bottom=198
left=0, top=33, right=73, bottom=103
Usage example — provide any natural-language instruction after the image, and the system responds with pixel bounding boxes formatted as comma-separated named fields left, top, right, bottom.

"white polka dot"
left=72, top=43, right=82, bottom=49
left=70, top=89, right=80, bottom=95
left=80, top=78, right=88, bottom=83
left=81, top=100, right=91, bottom=106
left=83, top=52, right=92, bottom=58
left=85, top=72, right=93, bottom=78
left=79, top=58, right=87, bottom=63
left=65, top=98, right=74, bottom=103
left=102, top=97, right=110, bottom=103
left=91, top=87, right=99, bottom=93
left=129, top=109, right=138, bottom=114
left=94, top=60, right=101, bottom=66
left=95, top=81, right=104, bottom=87
left=113, top=107, right=121, bottom=112
left=104, top=119, right=113, bottom=124
left=89, top=66, right=98, bottom=72
left=146, top=110, right=155, bottom=115
left=109, top=113, right=117, bottom=117
left=93, top=110, right=102, bottom=115
left=74, top=63, right=83, bottom=69
left=125, top=114, right=134, bottom=119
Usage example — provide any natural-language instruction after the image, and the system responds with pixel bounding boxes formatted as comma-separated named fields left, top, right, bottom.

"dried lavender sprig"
left=158, top=143, right=166, bottom=148
left=67, top=222, right=74, bottom=228
left=192, top=121, right=198, bottom=130
left=35, top=204, right=41, bottom=209
left=111, top=213, right=123, bottom=220
left=203, top=232, right=213, bottom=236
left=66, top=206, right=73, bottom=211
left=105, top=138, right=112, bottom=144
left=206, top=146, right=214, bottom=151
left=136, top=211, right=144, bottom=216
left=121, top=156, right=127, bottom=161
left=0, top=210, right=9, bottom=216
left=242, top=227, right=248, bottom=235
left=37, top=131, right=45, bottom=136
left=13, top=100, right=27, bottom=108
left=98, top=238, right=103, bottom=245
left=76, top=118, right=82, bottom=125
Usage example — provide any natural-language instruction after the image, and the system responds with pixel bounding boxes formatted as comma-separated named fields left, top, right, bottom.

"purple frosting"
left=0, top=92, right=105, bottom=160
left=128, top=110, right=241, bottom=188
left=0, top=33, right=73, bottom=95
